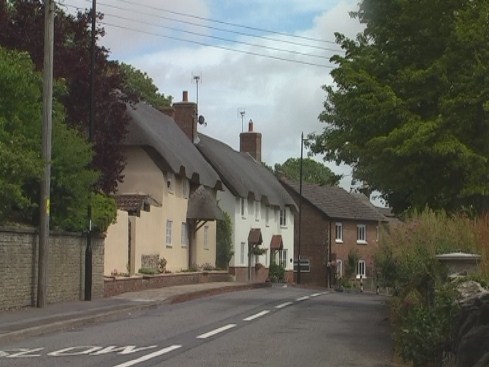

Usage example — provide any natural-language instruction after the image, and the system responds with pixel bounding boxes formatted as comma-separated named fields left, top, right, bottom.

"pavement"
left=0, top=281, right=270, bottom=346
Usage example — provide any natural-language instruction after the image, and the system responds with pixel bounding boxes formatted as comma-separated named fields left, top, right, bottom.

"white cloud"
left=67, top=0, right=366, bottom=192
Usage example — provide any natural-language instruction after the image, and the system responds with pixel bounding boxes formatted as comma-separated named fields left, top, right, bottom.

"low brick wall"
left=0, top=227, right=104, bottom=310
left=104, top=271, right=235, bottom=297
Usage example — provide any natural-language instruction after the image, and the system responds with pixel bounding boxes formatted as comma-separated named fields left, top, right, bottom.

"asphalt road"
left=0, top=287, right=393, bottom=366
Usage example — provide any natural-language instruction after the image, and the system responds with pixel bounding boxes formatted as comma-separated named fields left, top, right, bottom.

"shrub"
left=269, top=263, right=285, bottom=282
left=374, top=209, right=475, bottom=366
left=138, top=267, right=157, bottom=275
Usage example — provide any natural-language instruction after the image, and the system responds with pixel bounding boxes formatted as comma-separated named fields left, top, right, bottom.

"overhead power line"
left=94, top=1, right=342, bottom=53
left=92, top=11, right=334, bottom=60
left=114, top=0, right=339, bottom=46
left=100, top=21, right=335, bottom=69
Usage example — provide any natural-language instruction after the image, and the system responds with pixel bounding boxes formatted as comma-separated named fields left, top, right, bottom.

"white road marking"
left=243, top=310, right=270, bottom=321
left=111, top=345, right=182, bottom=367
left=275, top=301, right=293, bottom=309
left=3, top=348, right=44, bottom=358
left=296, top=296, right=310, bottom=301
left=310, top=293, right=322, bottom=297
left=197, top=324, right=236, bottom=339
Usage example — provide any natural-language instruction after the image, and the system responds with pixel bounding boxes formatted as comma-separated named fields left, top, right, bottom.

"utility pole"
left=297, top=132, right=304, bottom=285
left=38, top=0, right=55, bottom=308
left=85, top=0, right=96, bottom=301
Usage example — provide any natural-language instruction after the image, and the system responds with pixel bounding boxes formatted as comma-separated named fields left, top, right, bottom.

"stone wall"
left=0, top=227, right=104, bottom=310
left=450, top=281, right=489, bottom=367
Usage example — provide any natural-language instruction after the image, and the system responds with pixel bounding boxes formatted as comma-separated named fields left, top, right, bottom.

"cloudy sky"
left=63, top=0, right=365, bottom=191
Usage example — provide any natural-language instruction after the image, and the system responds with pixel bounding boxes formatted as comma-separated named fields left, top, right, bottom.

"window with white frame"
left=240, top=198, right=245, bottom=217
left=279, top=249, right=287, bottom=268
left=166, top=172, right=175, bottom=193
left=265, top=207, right=270, bottom=226
left=336, top=259, right=343, bottom=279
left=280, top=208, right=287, bottom=227
left=240, top=241, right=246, bottom=264
left=182, top=178, right=189, bottom=199
left=335, top=222, right=343, bottom=243
left=255, top=201, right=260, bottom=221
left=204, top=225, right=209, bottom=250
left=356, top=260, right=366, bottom=278
left=357, top=224, right=367, bottom=244
left=181, top=222, right=188, bottom=246
left=165, top=220, right=173, bottom=246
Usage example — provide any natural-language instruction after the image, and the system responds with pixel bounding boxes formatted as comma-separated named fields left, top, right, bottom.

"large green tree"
left=0, top=46, right=115, bottom=231
left=0, top=0, right=132, bottom=193
left=310, top=0, right=489, bottom=214
left=274, top=158, right=341, bottom=186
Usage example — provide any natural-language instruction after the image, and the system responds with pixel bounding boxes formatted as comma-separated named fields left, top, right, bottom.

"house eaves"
left=124, top=102, right=222, bottom=191
left=196, top=133, right=297, bottom=211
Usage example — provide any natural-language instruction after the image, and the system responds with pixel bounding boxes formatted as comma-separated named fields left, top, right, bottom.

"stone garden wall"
left=0, top=227, right=104, bottom=310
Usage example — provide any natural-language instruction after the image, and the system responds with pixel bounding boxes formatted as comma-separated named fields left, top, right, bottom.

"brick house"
left=280, top=180, right=387, bottom=288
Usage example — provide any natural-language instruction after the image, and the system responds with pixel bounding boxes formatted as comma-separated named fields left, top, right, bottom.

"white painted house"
left=197, top=122, right=297, bottom=282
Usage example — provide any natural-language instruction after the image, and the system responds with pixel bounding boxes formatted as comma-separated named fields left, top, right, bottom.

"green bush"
left=374, top=209, right=473, bottom=366
left=138, top=267, right=157, bottom=275
left=269, top=263, right=285, bottom=282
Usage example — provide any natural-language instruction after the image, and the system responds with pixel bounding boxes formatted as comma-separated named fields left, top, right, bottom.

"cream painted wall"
left=104, top=210, right=129, bottom=276
left=161, top=175, right=190, bottom=272
left=106, top=147, right=222, bottom=274
left=117, top=147, right=164, bottom=204
left=194, top=220, right=217, bottom=267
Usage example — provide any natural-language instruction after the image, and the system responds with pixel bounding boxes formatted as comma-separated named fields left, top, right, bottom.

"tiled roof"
left=196, top=133, right=297, bottom=210
left=187, top=185, right=224, bottom=221
left=114, top=194, right=160, bottom=214
left=248, top=228, right=263, bottom=245
left=281, top=179, right=386, bottom=222
left=270, top=235, right=283, bottom=250
left=124, top=102, right=222, bottom=190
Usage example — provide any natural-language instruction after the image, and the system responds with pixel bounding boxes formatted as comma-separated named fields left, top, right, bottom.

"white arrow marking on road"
left=111, top=345, right=182, bottom=367
left=275, top=302, right=293, bottom=309
left=296, top=296, right=310, bottom=301
left=197, top=324, right=236, bottom=339
left=243, top=310, right=270, bottom=321
left=3, top=348, right=44, bottom=358
left=91, top=345, right=158, bottom=355
left=48, top=346, right=102, bottom=356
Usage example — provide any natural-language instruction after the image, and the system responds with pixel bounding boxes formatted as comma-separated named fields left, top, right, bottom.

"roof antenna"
left=191, top=73, right=202, bottom=106
left=238, top=108, right=246, bottom=132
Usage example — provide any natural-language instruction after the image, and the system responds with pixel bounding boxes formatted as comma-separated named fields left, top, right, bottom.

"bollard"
left=360, top=275, right=364, bottom=292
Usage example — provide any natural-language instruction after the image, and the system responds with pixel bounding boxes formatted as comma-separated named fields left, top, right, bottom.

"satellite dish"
left=198, top=115, right=206, bottom=126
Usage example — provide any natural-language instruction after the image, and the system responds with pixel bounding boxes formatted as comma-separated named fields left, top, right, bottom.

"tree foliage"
left=274, top=157, right=341, bottom=186
left=0, top=0, right=133, bottom=193
left=0, top=46, right=116, bottom=231
left=310, top=0, right=489, bottom=214
left=216, top=211, right=233, bottom=269
left=119, top=63, right=172, bottom=109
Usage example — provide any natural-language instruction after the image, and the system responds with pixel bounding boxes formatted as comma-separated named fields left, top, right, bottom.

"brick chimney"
left=240, top=119, right=262, bottom=162
left=173, top=91, right=198, bottom=142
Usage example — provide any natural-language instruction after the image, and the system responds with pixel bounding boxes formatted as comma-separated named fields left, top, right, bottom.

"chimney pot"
left=182, top=91, right=188, bottom=102
left=248, top=119, right=253, bottom=132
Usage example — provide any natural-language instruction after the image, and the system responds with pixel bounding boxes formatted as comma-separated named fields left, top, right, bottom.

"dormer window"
left=182, top=178, right=189, bottom=199
left=166, top=172, right=175, bottom=193
left=280, top=208, right=287, bottom=227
